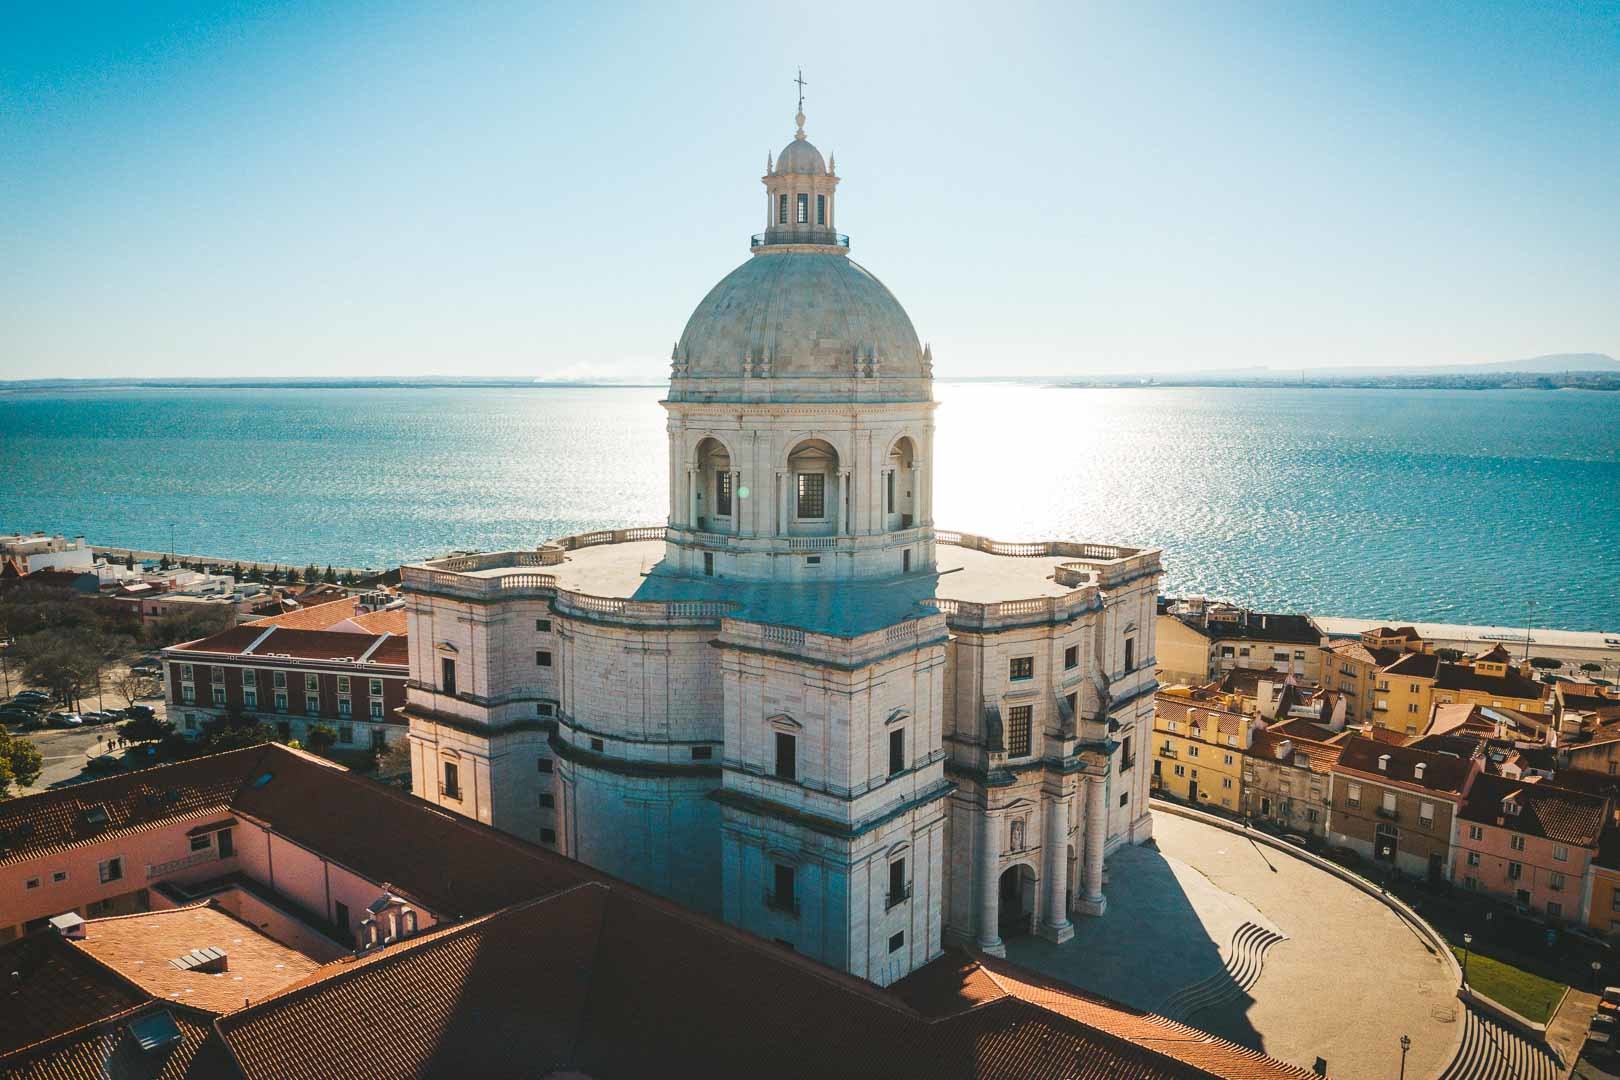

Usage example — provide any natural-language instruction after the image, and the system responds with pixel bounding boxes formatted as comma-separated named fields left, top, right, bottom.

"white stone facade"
left=401, top=109, right=1162, bottom=986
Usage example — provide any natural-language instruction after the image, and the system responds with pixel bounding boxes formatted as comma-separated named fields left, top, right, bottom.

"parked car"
left=81, top=711, right=119, bottom=725
left=83, top=754, right=123, bottom=774
left=124, top=705, right=156, bottom=721
left=1598, top=987, right=1620, bottom=1018
left=47, top=712, right=84, bottom=728
left=11, top=691, right=49, bottom=706
left=19, top=716, right=46, bottom=731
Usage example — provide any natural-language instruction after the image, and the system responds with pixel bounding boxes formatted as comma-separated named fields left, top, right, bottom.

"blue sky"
left=2, top=1, right=1617, bottom=380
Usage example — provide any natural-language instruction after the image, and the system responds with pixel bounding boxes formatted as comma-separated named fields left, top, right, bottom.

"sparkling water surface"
left=2, top=383, right=1616, bottom=630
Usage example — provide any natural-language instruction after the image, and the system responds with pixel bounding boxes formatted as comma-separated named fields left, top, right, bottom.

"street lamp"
left=1399, top=1035, right=1411, bottom=1080
left=1462, top=932, right=1473, bottom=988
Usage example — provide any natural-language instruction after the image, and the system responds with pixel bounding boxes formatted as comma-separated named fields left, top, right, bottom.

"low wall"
left=1150, top=798, right=1469, bottom=1077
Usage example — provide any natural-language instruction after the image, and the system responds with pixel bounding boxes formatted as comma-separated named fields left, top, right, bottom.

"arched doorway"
left=786, top=439, right=840, bottom=535
left=885, top=436, right=918, bottom=531
left=998, top=864, right=1036, bottom=938
left=693, top=437, right=732, bottom=532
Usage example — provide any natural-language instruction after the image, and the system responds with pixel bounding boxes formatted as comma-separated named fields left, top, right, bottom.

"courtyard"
left=1005, top=809, right=1461, bottom=1080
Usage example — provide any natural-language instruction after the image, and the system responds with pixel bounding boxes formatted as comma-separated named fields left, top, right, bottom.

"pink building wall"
left=1456, top=821, right=1594, bottom=921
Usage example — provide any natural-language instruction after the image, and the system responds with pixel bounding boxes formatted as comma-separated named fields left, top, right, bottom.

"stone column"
left=975, top=808, right=1005, bottom=956
left=777, top=470, right=790, bottom=536
left=837, top=468, right=852, bottom=534
left=912, top=464, right=926, bottom=526
left=1076, top=773, right=1108, bottom=916
left=732, top=470, right=742, bottom=536
left=1039, top=790, right=1075, bottom=942
left=686, top=466, right=699, bottom=529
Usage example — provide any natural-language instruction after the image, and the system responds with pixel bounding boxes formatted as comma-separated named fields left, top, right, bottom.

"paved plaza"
left=1005, top=809, right=1460, bottom=1080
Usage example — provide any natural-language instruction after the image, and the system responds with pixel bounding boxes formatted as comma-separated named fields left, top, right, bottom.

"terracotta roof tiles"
left=1459, top=773, right=1608, bottom=848
left=246, top=597, right=359, bottom=630
left=1332, top=735, right=1477, bottom=795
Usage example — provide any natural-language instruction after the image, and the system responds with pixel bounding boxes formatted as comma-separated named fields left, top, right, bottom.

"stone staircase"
left=1437, top=1003, right=1562, bottom=1080
left=1157, top=921, right=1287, bottom=1023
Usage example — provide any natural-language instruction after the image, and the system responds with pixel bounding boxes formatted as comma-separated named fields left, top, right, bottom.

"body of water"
left=2, top=383, right=1616, bottom=630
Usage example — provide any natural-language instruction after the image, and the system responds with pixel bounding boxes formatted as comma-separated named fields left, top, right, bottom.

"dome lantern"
left=754, top=72, right=845, bottom=253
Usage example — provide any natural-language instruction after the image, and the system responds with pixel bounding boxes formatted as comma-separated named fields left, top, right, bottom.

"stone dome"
left=776, top=136, right=827, bottom=176
left=675, top=252, right=925, bottom=379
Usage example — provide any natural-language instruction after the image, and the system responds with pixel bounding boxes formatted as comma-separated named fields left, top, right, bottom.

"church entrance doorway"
left=998, top=865, right=1036, bottom=938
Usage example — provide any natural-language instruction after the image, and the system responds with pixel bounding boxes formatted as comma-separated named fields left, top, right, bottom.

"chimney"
left=1378, top=754, right=1390, bottom=772
left=1414, top=762, right=1426, bottom=780
left=48, top=912, right=86, bottom=940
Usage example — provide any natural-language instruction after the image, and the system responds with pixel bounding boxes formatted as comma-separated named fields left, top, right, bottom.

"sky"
left=2, top=1, right=1618, bottom=381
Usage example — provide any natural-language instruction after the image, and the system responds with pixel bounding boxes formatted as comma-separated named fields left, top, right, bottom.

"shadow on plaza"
left=1002, top=840, right=1272, bottom=1058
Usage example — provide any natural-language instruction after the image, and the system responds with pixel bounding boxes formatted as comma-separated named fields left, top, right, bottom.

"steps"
left=1157, top=921, right=1287, bottom=1023
left=1438, top=1003, right=1561, bottom=1080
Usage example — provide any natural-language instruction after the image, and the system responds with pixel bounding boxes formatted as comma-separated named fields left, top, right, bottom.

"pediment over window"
left=885, top=708, right=910, bottom=727
left=767, top=713, right=802, bottom=731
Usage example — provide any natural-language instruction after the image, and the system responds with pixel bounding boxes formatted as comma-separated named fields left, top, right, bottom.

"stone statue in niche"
left=1009, top=817, right=1026, bottom=852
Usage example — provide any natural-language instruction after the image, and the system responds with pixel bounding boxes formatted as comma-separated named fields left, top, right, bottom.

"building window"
left=888, top=859, right=908, bottom=908
left=716, top=471, right=733, bottom=516
left=370, top=700, right=384, bottom=719
left=703, top=551, right=715, bottom=576
left=1550, top=872, right=1566, bottom=892
left=339, top=725, right=354, bottom=744
left=339, top=699, right=352, bottom=717
left=305, top=694, right=319, bottom=715
left=796, top=473, right=825, bottom=518
left=25, top=877, right=40, bottom=889
left=1419, top=802, right=1434, bottom=828
left=208, top=686, right=225, bottom=704
left=1009, top=656, right=1034, bottom=681
left=816, top=193, right=826, bottom=225
left=1124, top=637, right=1135, bottom=672
left=539, top=793, right=555, bottom=809
left=182, top=685, right=195, bottom=704
left=369, top=678, right=382, bottom=696
left=889, top=931, right=904, bottom=953
left=273, top=671, right=286, bottom=689
left=537, top=702, right=556, bottom=717
left=590, top=737, right=604, bottom=753
left=1064, top=645, right=1078, bottom=670
left=1507, top=861, right=1522, bottom=881
left=442, top=761, right=460, bottom=800
left=536, top=618, right=552, bottom=632
left=775, top=731, right=797, bottom=781
left=242, top=669, right=255, bottom=687
left=1121, top=734, right=1134, bottom=769
left=305, top=674, right=318, bottom=691
left=181, top=664, right=194, bottom=682
left=1294, top=650, right=1306, bottom=660
left=190, top=834, right=212, bottom=852
left=889, top=728, right=905, bottom=776
left=441, top=657, right=457, bottom=697
left=777, top=193, right=788, bottom=224
left=537, top=758, right=553, bottom=773
left=796, top=192, right=809, bottom=223
left=541, top=828, right=556, bottom=844
left=1173, top=764, right=1186, bottom=777
left=52, top=871, right=67, bottom=883
left=1554, top=845, right=1569, bottom=862
left=885, top=470, right=895, bottom=514
left=536, top=650, right=552, bottom=668
left=243, top=689, right=257, bottom=709
left=1187, top=745, right=1199, bottom=758
left=274, top=692, right=287, bottom=713
left=769, top=863, right=796, bottom=914
left=1467, top=851, right=1480, bottom=867
left=1223, top=753, right=1234, bottom=765
left=337, top=676, right=350, bottom=693
left=1345, top=782, right=1361, bottom=809
left=1223, top=777, right=1233, bottom=789
left=98, top=857, right=122, bottom=884
left=1509, top=834, right=1526, bottom=851
left=1119, top=791, right=1129, bottom=807
left=692, top=745, right=713, bottom=760
left=1006, top=705, right=1032, bottom=757
left=1548, top=901, right=1563, bottom=918
left=1468, top=825, right=1483, bottom=841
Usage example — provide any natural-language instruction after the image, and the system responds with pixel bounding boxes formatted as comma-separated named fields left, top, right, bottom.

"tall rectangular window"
left=1007, top=705, right=1033, bottom=757
left=775, top=731, right=797, bottom=781
left=703, top=551, right=714, bottom=576
left=885, top=471, right=895, bottom=513
left=441, top=657, right=457, bottom=697
left=338, top=698, right=352, bottom=717
left=816, top=193, right=826, bottom=225
left=1009, top=656, right=1034, bottom=681
left=716, top=471, right=733, bottom=516
left=771, top=863, right=795, bottom=911
left=1123, top=637, right=1136, bottom=672
left=778, top=193, right=788, bottom=224
left=796, top=193, right=809, bottom=223
left=99, top=857, right=122, bottom=884
left=443, top=761, right=460, bottom=800
left=888, top=858, right=907, bottom=907
left=211, top=687, right=225, bottom=705
left=796, top=473, right=825, bottom=518
left=1064, top=644, right=1078, bottom=669
left=889, top=728, right=905, bottom=776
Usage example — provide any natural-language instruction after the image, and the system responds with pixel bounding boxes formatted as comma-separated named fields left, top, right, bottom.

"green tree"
left=1435, top=648, right=1464, bottom=663
left=286, top=566, right=302, bottom=585
left=124, top=552, right=136, bottom=570
left=305, top=723, right=339, bottom=756
left=0, top=728, right=44, bottom=796
left=322, top=565, right=337, bottom=584
left=1583, top=663, right=1603, bottom=673
left=198, top=712, right=275, bottom=752
left=159, top=554, right=172, bottom=571
left=231, top=562, right=245, bottom=580
left=15, top=627, right=104, bottom=709
left=304, top=564, right=321, bottom=585
left=120, top=712, right=175, bottom=743
left=144, top=605, right=233, bottom=649
left=1530, top=656, right=1563, bottom=670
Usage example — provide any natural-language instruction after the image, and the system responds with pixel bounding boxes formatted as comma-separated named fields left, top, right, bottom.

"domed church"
left=400, top=99, right=1163, bottom=987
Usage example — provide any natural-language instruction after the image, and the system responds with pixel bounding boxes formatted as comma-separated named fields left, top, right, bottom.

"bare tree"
left=112, top=671, right=161, bottom=707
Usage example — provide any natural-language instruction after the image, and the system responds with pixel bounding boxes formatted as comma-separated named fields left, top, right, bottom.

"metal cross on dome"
left=794, top=68, right=807, bottom=114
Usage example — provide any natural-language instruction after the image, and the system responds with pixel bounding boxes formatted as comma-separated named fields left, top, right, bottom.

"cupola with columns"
left=659, top=87, right=936, bottom=584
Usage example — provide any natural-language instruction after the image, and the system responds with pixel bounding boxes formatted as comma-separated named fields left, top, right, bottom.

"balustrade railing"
left=147, top=849, right=218, bottom=880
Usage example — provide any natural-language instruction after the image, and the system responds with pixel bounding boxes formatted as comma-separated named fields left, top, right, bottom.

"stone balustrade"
left=722, top=613, right=946, bottom=667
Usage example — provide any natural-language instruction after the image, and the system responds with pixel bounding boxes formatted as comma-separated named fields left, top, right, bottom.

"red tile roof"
left=0, top=1000, right=230, bottom=1079
left=170, top=625, right=406, bottom=668
left=1246, top=730, right=1343, bottom=775
left=246, top=597, right=359, bottom=630
left=0, top=932, right=148, bottom=1056
left=1435, top=661, right=1548, bottom=702
left=1458, top=773, right=1608, bottom=848
left=1382, top=651, right=1439, bottom=678
left=347, top=608, right=407, bottom=636
left=1332, top=735, right=1477, bottom=796
left=1154, top=694, right=1245, bottom=737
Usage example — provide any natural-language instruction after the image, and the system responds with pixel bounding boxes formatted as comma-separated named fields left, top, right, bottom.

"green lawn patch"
left=1454, top=946, right=1566, bottom=1023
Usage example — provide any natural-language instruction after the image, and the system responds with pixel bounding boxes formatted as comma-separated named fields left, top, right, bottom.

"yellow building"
left=1432, top=644, right=1552, bottom=715
left=1321, top=626, right=1429, bottom=728
left=1373, top=651, right=1438, bottom=736
left=1151, top=690, right=1253, bottom=812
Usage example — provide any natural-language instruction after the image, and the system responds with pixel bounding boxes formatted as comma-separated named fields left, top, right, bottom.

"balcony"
left=765, top=890, right=800, bottom=917
left=1376, top=807, right=1400, bottom=821
left=440, top=784, right=462, bottom=802
left=886, top=882, right=913, bottom=911
left=750, top=231, right=849, bottom=250
left=1158, top=746, right=1178, bottom=759
left=147, top=848, right=218, bottom=880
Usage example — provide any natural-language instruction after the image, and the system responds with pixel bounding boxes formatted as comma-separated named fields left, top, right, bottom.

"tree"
left=1435, top=648, right=1464, bottom=663
left=376, top=737, right=412, bottom=785
left=159, top=554, right=172, bottom=571
left=15, top=627, right=104, bottom=709
left=144, top=605, right=233, bottom=649
left=286, top=566, right=302, bottom=585
left=112, top=671, right=161, bottom=707
left=305, top=723, right=338, bottom=756
left=1530, top=656, right=1563, bottom=670
left=198, top=712, right=275, bottom=753
left=1583, top=663, right=1603, bottom=673
left=245, top=564, right=264, bottom=583
left=323, top=565, right=337, bottom=584
left=231, top=562, right=245, bottom=581
left=0, top=728, right=44, bottom=796
left=124, top=552, right=136, bottom=570
left=304, top=564, right=321, bottom=585
left=120, top=712, right=175, bottom=744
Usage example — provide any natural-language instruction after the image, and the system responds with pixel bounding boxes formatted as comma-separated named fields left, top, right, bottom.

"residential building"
left=1156, top=598, right=1322, bottom=685
left=0, top=532, right=95, bottom=574
left=1242, top=728, right=1343, bottom=839
left=1372, top=650, right=1439, bottom=735
left=1327, top=735, right=1484, bottom=881
left=398, top=105, right=1162, bottom=987
left=1431, top=644, right=1552, bottom=715
left=162, top=611, right=407, bottom=750
left=1452, top=773, right=1606, bottom=920
left=1319, top=626, right=1429, bottom=727
left=1151, top=690, right=1253, bottom=812
left=0, top=744, right=1311, bottom=1080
